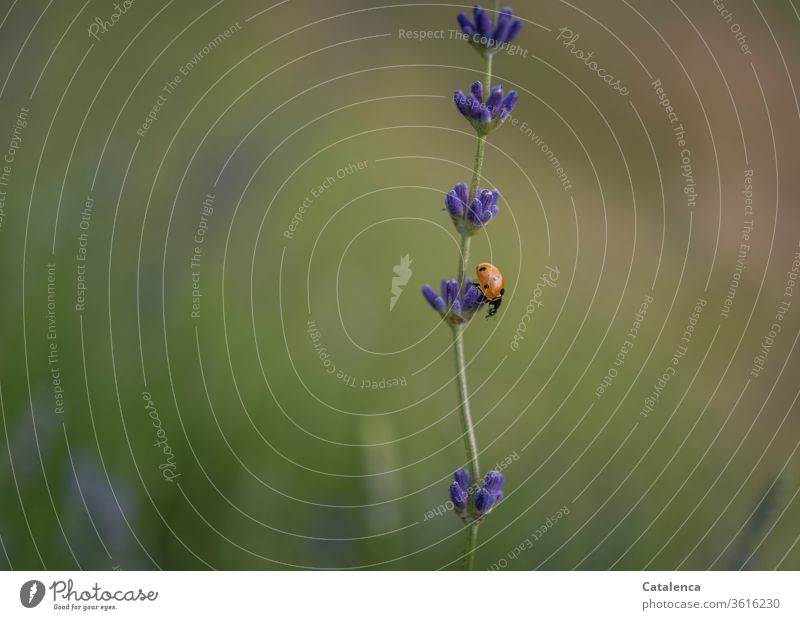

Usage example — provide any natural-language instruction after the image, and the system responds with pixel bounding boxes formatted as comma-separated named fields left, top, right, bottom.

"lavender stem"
left=452, top=323, right=480, bottom=570
left=452, top=27, right=497, bottom=570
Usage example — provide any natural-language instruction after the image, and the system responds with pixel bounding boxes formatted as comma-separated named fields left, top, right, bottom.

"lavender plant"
left=421, top=3, right=521, bottom=570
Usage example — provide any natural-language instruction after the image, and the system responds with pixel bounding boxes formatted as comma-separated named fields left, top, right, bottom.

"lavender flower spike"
left=457, top=5, right=523, bottom=57
left=454, top=81, right=518, bottom=135
left=449, top=468, right=506, bottom=523
left=445, top=183, right=500, bottom=234
left=421, top=278, right=486, bottom=323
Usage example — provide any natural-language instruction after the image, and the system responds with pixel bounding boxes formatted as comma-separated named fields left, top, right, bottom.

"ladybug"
left=474, top=262, right=505, bottom=317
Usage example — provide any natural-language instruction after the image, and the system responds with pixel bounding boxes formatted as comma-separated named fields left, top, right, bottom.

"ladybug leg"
left=486, top=297, right=502, bottom=318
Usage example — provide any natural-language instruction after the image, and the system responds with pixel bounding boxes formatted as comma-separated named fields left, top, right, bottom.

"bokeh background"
left=1, top=0, right=800, bottom=570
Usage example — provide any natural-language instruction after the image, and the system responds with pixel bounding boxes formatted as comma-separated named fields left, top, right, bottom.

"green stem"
left=468, top=52, right=492, bottom=203
left=452, top=325, right=480, bottom=487
left=463, top=522, right=479, bottom=571
left=482, top=52, right=493, bottom=100
left=468, top=134, right=487, bottom=203
left=451, top=324, right=480, bottom=570
left=456, top=231, right=471, bottom=290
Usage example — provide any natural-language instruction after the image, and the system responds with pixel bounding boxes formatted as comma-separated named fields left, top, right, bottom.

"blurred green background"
left=1, top=0, right=799, bottom=570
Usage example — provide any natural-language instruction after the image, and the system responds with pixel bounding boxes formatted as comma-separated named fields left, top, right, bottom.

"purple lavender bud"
left=477, top=208, right=493, bottom=224
left=495, top=490, right=504, bottom=503
left=457, top=12, right=475, bottom=36
left=485, top=189, right=500, bottom=212
left=454, top=182, right=469, bottom=206
left=462, top=281, right=484, bottom=312
left=479, top=106, right=492, bottom=123
left=454, top=90, right=470, bottom=116
left=501, top=90, right=518, bottom=114
left=486, top=84, right=503, bottom=113
left=478, top=189, right=492, bottom=212
left=441, top=279, right=460, bottom=308
left=445, top=188, right=465, bottom=218
left=467, top=197, right=483, bottom=225
left=493, top=8, right=513, bottom=42
left=450, top=481, right=468, bottom=509
left=472, top=190, right=489, bottom=221
left=422, top=284, right=446, bottom=313
left=470, top=80, right=484, bottom=103
left=483, top=470, right=505, bottom=495
left=506, top=18, right=523, bottom=43
left=475, top=487, right=496, bottom=512
left=466, top=94, right=482, bottom=117
left=464, top=188, right=500, bottom=227
left=474, top=5, right=491, bottom=36
left=454, top=468, right=471, bottom=491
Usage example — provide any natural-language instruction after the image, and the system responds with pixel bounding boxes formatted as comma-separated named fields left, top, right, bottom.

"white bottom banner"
left=0, top=571, right=797, bottom=618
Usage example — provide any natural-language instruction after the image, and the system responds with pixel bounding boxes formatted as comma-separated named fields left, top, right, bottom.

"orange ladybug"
left=475, top=262, right=505, bottom=317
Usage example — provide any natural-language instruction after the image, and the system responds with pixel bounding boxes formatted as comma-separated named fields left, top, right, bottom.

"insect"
left=474, top=262, right=505, bottom=317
